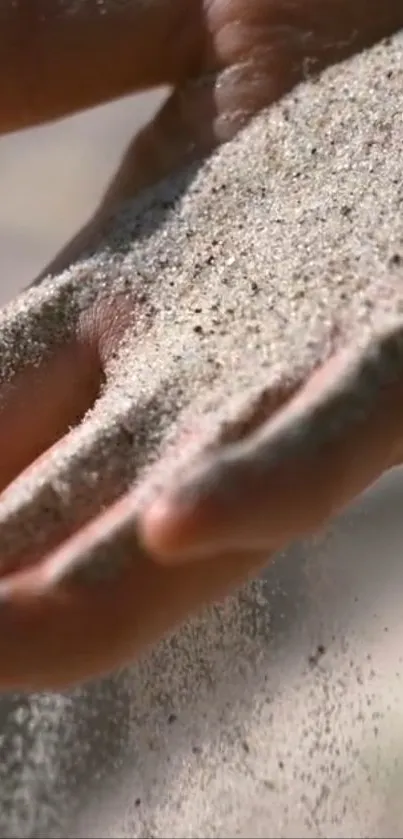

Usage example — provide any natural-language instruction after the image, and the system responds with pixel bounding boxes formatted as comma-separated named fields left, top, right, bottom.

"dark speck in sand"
left=308, top=644, right=327, bottom=668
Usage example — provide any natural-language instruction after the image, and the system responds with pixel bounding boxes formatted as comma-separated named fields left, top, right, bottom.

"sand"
left=0, top=28, right=402, bottom=839
left=1, top=30, right=403, bottom=567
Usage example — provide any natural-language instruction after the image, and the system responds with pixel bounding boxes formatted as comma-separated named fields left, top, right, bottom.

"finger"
left=0, top=281, right=101, bottom=492
left=99, top=43, right=297, bottom=191
left=212, top=0, right=403, bottom=76
left=32, top=76, right=227, bottom=284
left=0, top=265, right=169, bottom=575
left=0, top=490, right=268, bottom=692
left=140, top=322, right=403, bottom=560
left=35, top=44, right=301, bottom=285
left=34, top=0, right=403, bottom=283
left=0, top=0, right=204, bottom=134
left=0, top=301, right=176, bottom=574
left=0, top=375, right=165, bottom=575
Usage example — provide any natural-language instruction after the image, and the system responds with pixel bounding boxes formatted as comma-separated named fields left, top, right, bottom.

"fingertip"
left=139, top=497, right=192, bottom=561
left=139, top=491, right=219, bottom=563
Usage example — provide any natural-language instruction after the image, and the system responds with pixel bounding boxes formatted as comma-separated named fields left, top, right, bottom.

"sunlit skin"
left=0, top=0, right=402, bottom=691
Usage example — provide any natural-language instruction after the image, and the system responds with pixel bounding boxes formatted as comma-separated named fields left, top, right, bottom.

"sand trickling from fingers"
left=0, top=30, right=402, bottom=839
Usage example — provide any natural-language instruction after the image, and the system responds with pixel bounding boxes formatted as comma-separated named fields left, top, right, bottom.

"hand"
left=0, top=0, right=402, bottom=693
left=0, top=283, right=270, bottom=691
left=5, top=0, right=403, bottom=277
left=140, top=331, right=403, bottom=561
left=0, top=289, right=402, bottom=693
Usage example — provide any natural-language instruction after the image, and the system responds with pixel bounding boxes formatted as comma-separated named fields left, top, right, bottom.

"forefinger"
left=140, top=323, right=403, bottom=560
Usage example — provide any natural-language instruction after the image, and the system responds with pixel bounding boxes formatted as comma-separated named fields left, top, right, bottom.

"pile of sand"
left=0, top=31, right=402, bottom=568
left=0, top=29, right=402, bottom=839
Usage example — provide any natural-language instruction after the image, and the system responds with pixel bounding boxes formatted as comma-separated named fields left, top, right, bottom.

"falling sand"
left=0, top=29, right=402, bottom=838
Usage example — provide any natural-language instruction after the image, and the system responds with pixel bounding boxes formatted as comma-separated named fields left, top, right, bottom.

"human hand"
left=5, top=0, right=403, bottom=278
left=0, top=288, right=402, bottom=692
left=0, top=275, right=271, bottom=691
left=140, top=332, right=403, bottom=562
left=0, top=0, right=402, bottom=693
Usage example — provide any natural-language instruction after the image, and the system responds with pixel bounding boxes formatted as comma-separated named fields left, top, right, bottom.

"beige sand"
left=0, top=31, right=403, bottom=568
left=0, top=29, right=402, bottom=838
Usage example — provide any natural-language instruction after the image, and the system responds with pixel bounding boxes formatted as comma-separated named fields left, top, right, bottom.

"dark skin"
left=0, top=0, right=402, bottom=692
